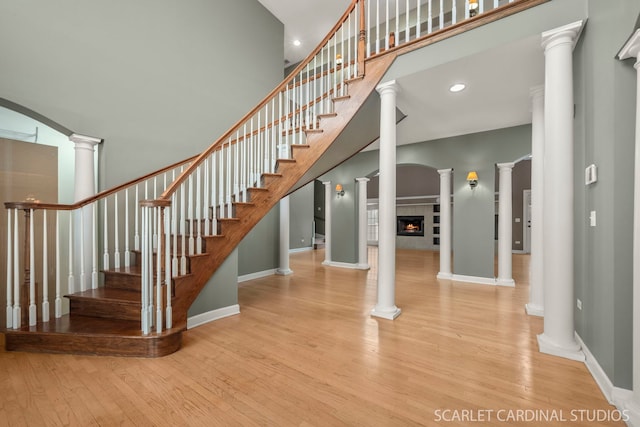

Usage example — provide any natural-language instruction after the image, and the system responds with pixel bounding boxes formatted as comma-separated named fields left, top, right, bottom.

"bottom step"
left=4, top=315, right=182, bottom=357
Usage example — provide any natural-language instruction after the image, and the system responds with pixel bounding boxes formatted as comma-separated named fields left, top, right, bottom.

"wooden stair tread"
left=317, top=113, right=338, bottom=118
left=67, top=287, right=141, bottom=302
left=4, top=315, right=183, bottom=357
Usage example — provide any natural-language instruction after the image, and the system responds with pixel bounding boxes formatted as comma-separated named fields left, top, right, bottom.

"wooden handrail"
left=4, top=154, right=197, bottom=211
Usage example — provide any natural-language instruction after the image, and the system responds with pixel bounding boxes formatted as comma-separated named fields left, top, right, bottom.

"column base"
left=276, top=268, right=293, bottom=276
left=537, top=333, right=585, bottom=362
left=356, top=263, right=370, bottom=270
left=525, top=303, right=544, bottom=317
left=496, top=278, right=515, bottom=287
left=371, top=306, right=402, bottom=320
left=436, top=272, right=453, bottom=280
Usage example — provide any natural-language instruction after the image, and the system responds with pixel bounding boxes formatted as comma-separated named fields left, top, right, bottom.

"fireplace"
left=397, top=216, right=424, bottom=236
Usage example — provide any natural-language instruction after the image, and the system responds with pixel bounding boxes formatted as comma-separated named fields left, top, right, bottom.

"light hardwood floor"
left=0, top=248, right=625, bottom=426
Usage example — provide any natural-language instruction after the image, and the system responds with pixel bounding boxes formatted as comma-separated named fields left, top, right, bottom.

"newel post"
left=358, top=0, right=366, bottom=77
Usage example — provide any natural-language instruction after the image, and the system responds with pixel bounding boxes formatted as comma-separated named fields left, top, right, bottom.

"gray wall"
left=189, top=249, right=239, bottom=317
left=289, top=182, right=314, bottom=250
left=0, top=0, right=284, bottom=187
left=573, top=0, right=638, bottom=389
left=238, top=206, right=279, bottom=276
left=320, top=125, right=531, bottom=275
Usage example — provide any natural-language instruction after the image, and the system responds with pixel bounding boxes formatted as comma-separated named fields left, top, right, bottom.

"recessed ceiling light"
left=449, top=83, right=466, bottom=93
left=293, top=39, right=301, bottom=46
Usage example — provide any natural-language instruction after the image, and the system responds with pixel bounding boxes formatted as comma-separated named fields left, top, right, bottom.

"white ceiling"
left=258, top=0, right=544, bottom=148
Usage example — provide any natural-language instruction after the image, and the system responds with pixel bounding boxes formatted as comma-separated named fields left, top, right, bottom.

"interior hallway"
left=0, top=248, right=623, bottom=426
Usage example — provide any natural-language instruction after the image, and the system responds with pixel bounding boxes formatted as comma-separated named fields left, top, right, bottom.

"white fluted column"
left=526, top=86, right=545, bottom=316
left=276, top=196, right=293, bottom=275
left=618, top=29, right=640, bottom=426
left=70, top=133, right=101, bottom=292
left=537, top=21, right=584, bottom=362
left=356, top=177, right=370, bottom=270
left=497, top=162, right=515, bottom=287
left=437, top=168, right=453, bottom=280
left=322, top=181, right=332, bottom=265
left=371, top=80, right=401, bottom=320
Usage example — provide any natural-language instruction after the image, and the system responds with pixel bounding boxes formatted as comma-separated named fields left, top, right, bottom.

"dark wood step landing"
left=4, top=315, right=182, bottom=357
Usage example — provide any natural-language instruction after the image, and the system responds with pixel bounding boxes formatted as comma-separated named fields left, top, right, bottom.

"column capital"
left=437, top=168, right=453, bottom=176
left=497, top=162, right=515, bottom=170
left=541, top=20, right=584, bottom=52
left=618, top=28, right=640, bottom=61
left=69, top=133, right=102, bottom=147
left=376, top=79, right=399, bottom=95
left=355, top=177, right=370, bottom=183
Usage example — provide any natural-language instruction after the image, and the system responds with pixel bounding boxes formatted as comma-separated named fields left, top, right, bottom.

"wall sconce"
left=336, top=53, right=343, bottom=66
left=469, top=0, right=479, bottom=16
left=335, top=184, right=345, bottom=197
left=466, top=171, right=478, bottom=189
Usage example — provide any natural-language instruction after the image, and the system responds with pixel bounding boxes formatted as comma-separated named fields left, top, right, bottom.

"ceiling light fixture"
left=293, top=39, right=301, bottom=47
left=449, top=83, right=466, bottom=93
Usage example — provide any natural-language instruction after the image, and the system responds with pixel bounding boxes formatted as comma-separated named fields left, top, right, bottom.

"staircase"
left=2, top=0, right=546, bottom=357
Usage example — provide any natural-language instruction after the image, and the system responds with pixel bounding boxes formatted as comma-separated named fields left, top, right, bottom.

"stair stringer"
left=171, top=54, right=397, bottom=328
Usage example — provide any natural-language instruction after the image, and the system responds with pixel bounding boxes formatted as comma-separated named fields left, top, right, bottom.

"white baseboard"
left=187, top=304, right=240, bottom=329
left=574, top=332, right=638, bottom=425
left=238, top=269, right=277, bottom=283
left=451, top=274, right=497, bottom=286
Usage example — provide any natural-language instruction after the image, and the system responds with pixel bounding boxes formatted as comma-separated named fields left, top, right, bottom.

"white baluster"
left=103, top=200, right=109, bottom=271
left=80, top=206, right=86, bottom=291
left=227, top=138, right=233, bottom=208
left=141, top=206, right=148, bottom=334
left=55, top=211, right=61, bottom=318
left=165, top=206, right=172, bottom=330
left=395, top=0, right=399, bottom=48
left=218, top=144, right=224, bottom=219
left=439, top=0, right=444, bottom=29
left=180, top=181, right=187, bottom=275
left=6, top=208, right=12, bottom=329
left=125, top=188, right=131, bottom=267
left=340, top=23, right=345, bottom=95
left=152, top=178, right=158, bottom=250
left=29, top=208, right=36, bottom=326
left=188, top=174, right=194, bottom=256
left=211, top=153, right=218, bottom=236
left=385, top=0, right=389, bottom=50
left=354, top=5, right=359, bottom=75
left=196, top=165, right=202, bottom=254
left=452, top=0, right=457, bottom=25
left=147, top=206, right=154, bottom=329
left=428, top=0, right=433, bottom=34
left=172, top=191, right=178, bottom=276
left=203, top=159, right=210, bottom=236
left=67, top=211, right=74, bottom=295
left=42, top=210, right=49, bottom=322
left=419, top=0, right=424, bottom=37
left=375, top=0, right=380, bottom=54
left=479, top=0, right=484, bottom=13
left=465, top=0, right=470, bottom=19
left=494, top=0, right=498, bottom=9
left=405, top=0, right=410, bottom=43
left=13, top=208, right=20, bottom=329
left=367, top=0, right=371, bottom=57
left=114, top=193, right=120, bottom=269
left=134, top=185, right=140, bottom=251
left=156, top=207, right=163, bottom=333
left=92, top=203, right=98, bottom=289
